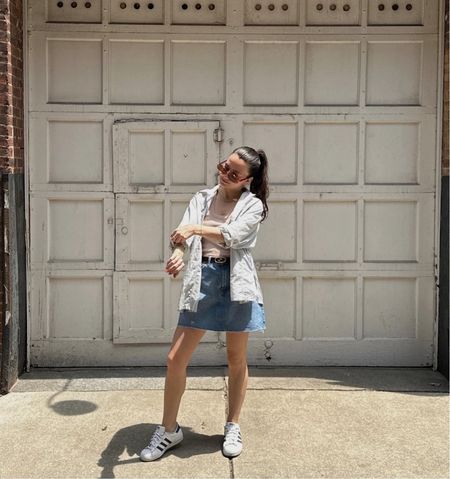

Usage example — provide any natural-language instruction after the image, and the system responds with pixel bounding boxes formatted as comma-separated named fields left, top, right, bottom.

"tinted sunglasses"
left=217, top=160, right=251, bottom=183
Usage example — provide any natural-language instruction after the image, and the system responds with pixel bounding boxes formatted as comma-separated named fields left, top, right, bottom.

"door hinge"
left=213, top=127, right=224, bottom=142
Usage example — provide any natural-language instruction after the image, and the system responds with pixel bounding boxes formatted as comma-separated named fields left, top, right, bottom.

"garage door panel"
left=303, top=121, right=359, bottom=184
left=363, top=194, right=434, bottom=265
left=171, top=129, right=210, bottom=184
left=171, top=0, right=226, bottom=25
left=116, top=195, right=165, bottom=269
left=255, top=193, right=433, bottom=269
left=116, top=193, right=196, bottom=271
left=114, top=273, right=166, bottom=343
left=367, top=0, right=428, bottom=26
left=30, top=192, right=115, bottom=270
left=243, top=120, right=298, bottom=184
left=243, top=41, right=299, bottom=106
left=27, top=0, right=440, bottom=366
left=364, top=200, right=418, bottom=262
left=128, top=129, right=165, bottom=184
left=109, top=40, right=164, bottom=104
left=365, top=121, right=420, bottom=184
left=48, top=275, right=107, bottom=339
left=253, top=198, right=298, bottom=263
left=128, top=201, right=164, bottom=263
left=259, top=276, right=297, bottom=338
left=171, top=41, right=226, bottom=105
left=302, top=277, right=357, bottom=339
left=304, top=41, right=360, bottom=106
left=29, top=31, right=104, bottom=111
left=45, top=0, right=103, bottom=23
left=128, top=277, right=164, bottom=329
left=366, top=41, right=422, bottom=105
left=113, top=120, right=220, bottom=192
left=303, top=201, right=358, bottom=262
left=362, top=275, right=434, bottom=342
left=113, top=272, right=219, bottom=343
left=49, top=199, right=104, bottom=261
left=29, top=113, right=112, bottom=192
left=30, top=270, right=113, bottom=341
left=245, top=0, right=299, bottom=26
left=110, top=1, right=164, bottom=25
left=363, top=277, right=417, bottom=339
left=29, top=32, right=438, bottom=112
left=28, top=1, right=439, bottom=31
left=48, top=38, right=103, bottom=104
left=241, top=115, right=435, bottom=192
left=258, top=271, right=434, bottom=345
left=305, top=0, right=361, bottom=26
left=47, top=120, right=103, bottom=183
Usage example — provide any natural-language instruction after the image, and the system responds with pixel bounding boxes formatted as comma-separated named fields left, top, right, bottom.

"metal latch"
left=213, top=127, right=224, bottom=142
left=255, top=261, right=283, bottom=270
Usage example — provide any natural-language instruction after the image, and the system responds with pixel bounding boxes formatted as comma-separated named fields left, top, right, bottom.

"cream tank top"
left=201, top=191, right=238, bottom=257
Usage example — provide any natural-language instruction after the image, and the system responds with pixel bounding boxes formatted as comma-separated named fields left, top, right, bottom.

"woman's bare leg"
left=162, top=326, right=206, bottom=432
left=225, top=331, right=250, bottom=423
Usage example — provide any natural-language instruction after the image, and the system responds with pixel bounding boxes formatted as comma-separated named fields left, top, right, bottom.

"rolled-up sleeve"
left=169, top=193, right=199, bottom=252
left=218, top=199, right=263, bottom=249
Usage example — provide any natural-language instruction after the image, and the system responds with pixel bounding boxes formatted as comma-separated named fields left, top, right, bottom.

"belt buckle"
left=214, top=257, right=226, bottom=264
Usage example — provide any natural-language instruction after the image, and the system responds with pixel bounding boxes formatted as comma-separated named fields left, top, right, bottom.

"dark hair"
left=231, top=146, right=269, bottom=222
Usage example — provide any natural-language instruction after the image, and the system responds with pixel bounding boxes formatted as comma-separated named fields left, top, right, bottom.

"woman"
left=140, top=146, right=269, bottom=462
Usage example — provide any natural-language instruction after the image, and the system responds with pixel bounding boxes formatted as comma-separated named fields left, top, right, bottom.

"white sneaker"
left=140, top=423, right=183, bottom=462
left=222, top=422, right=243, bottom=458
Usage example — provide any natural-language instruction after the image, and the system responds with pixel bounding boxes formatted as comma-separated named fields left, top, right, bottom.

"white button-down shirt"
left=170, top=184, right=265, bottom=312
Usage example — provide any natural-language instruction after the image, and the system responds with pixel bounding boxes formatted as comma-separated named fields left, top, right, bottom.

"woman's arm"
left=192, top=225, right=225, bottom=245
left=170, top=224, right=226, bottom=247
left=218, top=200, right=263, bottom=249
left=170, top=199, right=264, bottom=250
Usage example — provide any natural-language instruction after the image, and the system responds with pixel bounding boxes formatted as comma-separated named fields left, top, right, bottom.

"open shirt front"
left=170, top=184, right=265, bottom=312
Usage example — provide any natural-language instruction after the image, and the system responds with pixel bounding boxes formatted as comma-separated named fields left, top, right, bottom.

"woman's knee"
left=166, top=352, right=188, bottom=372
left=227, top=352, right=247, bottom=368
left=227, top=342, right=248, bottom=367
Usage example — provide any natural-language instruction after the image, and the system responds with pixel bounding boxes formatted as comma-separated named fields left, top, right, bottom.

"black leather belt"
left=202, top=256, right=230, bottom=264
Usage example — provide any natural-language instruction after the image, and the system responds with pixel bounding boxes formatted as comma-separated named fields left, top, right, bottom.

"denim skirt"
left=177, top=260, right=266, bottom=333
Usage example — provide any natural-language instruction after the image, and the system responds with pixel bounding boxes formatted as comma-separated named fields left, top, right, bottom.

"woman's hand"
left=165, top=248, right=185, bottom=278
left=170, top=224, right=196, bottom=246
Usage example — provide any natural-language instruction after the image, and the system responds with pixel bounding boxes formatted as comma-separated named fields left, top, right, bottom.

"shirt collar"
left=203, top=183, right=254, bottom=220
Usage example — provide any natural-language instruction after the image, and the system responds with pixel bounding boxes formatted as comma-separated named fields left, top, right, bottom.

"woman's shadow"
left=98, top=423, right=225, bottom=477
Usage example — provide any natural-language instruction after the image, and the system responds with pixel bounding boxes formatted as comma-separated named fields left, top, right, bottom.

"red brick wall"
left=0, top=0, right=23, bottom=174
left=0, top=0, right=23, bottom=360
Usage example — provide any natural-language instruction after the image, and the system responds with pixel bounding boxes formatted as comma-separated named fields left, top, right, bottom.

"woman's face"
left=218, top=153, right=252, bottom=191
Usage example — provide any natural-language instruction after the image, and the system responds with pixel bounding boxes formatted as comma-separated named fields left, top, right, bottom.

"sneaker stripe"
left=163, top=438, right=172, bottom=445
left=176, top=424, right=180, bottom=433
left=157, top=445, right=166, bottom=451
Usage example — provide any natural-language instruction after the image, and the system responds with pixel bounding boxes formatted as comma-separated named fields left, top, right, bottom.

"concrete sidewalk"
left=0, top=367, right=448, bottom=479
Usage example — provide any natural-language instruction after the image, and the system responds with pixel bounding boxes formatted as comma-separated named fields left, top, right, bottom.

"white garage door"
left=28, top=0, right=441, bottom=367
